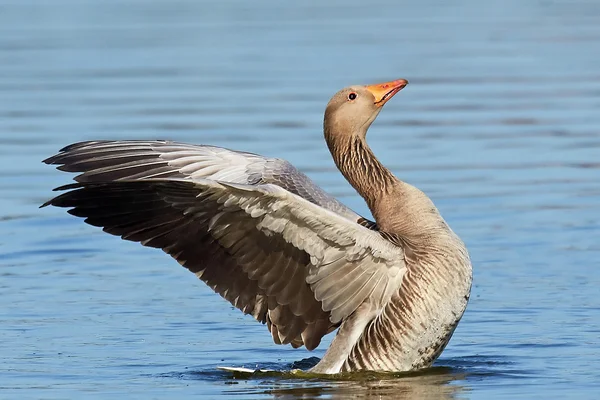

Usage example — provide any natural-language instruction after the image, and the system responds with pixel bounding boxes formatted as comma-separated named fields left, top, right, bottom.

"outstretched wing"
left=45, top=140, right=361, bottom=221
left=43, top=142, right=402, bottom=350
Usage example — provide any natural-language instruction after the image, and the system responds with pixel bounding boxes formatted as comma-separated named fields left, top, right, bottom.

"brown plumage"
left=42, top=79, right=472, bottom=373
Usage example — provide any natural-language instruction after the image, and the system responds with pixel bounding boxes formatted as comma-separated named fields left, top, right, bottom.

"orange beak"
left=365, top=79, right=408, bottom=107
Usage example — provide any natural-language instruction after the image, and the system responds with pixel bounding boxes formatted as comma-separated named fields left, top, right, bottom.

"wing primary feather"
left=41, top=154, right=407, bottom=354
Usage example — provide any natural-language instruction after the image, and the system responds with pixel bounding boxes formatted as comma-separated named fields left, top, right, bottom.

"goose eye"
left=348, top=92, right=357, bottom=101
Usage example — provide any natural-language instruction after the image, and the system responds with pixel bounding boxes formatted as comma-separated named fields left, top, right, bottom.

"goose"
left=42, top=79, right=472, bottom=373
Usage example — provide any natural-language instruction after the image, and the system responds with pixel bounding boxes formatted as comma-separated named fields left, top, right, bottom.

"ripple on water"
left=1, top=0, right=600, bottom=399
left=152, top=354, right=535, bottom=400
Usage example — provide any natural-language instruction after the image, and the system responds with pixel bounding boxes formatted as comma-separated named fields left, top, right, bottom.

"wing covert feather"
left=43, top=141, right=407, bottom=349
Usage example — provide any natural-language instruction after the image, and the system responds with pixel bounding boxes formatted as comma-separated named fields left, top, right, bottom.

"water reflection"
left=171, top=354, right=524, bottom=399
left=197, top=367, right=469, bottom=400
left=261, top=371, right=467, bottom=400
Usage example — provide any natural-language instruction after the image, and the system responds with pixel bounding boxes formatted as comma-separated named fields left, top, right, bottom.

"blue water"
left=1, top=0, right=599, bottom=398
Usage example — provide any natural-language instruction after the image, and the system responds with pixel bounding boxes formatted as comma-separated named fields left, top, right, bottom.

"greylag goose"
left=42, top=79, right=472, bottom=373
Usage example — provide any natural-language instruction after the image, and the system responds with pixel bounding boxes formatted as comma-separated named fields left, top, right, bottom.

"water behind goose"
left=1, top=0, right=599, bottom=398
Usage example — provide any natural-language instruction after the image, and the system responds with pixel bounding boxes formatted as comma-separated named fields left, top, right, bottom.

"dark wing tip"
left=42, top=154, right=59, bottom=165
left=43, top=141, right=105, bottom=165
left=40, top=183, right=87, bottom=208
left=42, top=139, right=174, bottom=166
left=53, top=183, right=85, bottom=191
left=59, top=141, right=107, bottom=153
left=56, top=139, right=171, bottom=154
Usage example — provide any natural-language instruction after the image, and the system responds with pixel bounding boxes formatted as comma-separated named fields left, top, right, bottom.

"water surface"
left=1, top=0, right=599, bottom=399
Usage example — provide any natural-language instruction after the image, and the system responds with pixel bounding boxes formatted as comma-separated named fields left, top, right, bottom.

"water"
left=1, top=0, right=599, bottom=398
